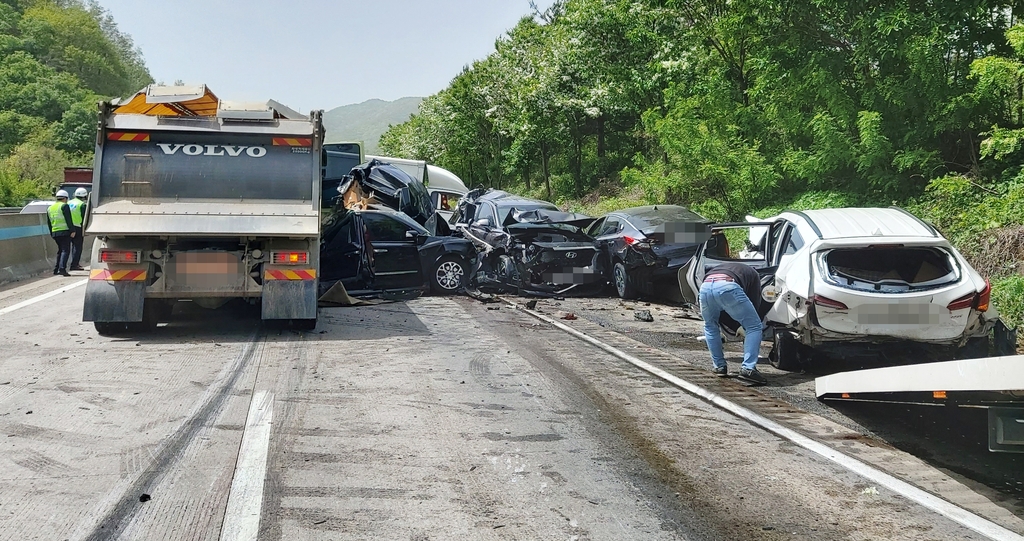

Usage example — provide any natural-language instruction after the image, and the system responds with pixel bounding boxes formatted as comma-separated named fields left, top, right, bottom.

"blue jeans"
left=699, top=280, right=763, bottom=371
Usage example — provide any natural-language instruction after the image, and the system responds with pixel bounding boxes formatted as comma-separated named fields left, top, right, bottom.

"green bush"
left=992, top=275, right=1024, bottom=329
left=750, top=190, right=867, bottom=219
left=0, top=162, right=38, bottom=206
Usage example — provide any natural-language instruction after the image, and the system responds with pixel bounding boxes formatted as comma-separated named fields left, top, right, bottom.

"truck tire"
left=430, top=255, right=467, bottom=295
left=288, top=318, right=317, bottom=331
left=769, top=329, right=804, bottom=371
left=94, top=322, right=128, bottom=336
left=613, top=262, right=638, bottom=300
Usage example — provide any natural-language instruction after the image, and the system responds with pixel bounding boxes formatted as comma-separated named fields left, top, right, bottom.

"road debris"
left=634, top=310, right=654, bottom=322
left=561, top=313, right=578, bottom=321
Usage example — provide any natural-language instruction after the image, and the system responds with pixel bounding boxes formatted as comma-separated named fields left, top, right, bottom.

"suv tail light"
left=271, top=251, right=308, bottom=265
left=975, top=280, right=991, bottom=312
left=813, top=295, right=849, bottom=310
left=947, top=292, right=976, bottom=312
left=99, top=249, right=141, bottom=264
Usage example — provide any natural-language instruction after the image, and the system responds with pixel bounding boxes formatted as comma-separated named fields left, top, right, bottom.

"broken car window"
left=363, top=213, right=411, bottom=242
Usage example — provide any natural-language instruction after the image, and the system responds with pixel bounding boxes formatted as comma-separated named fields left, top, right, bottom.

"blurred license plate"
left=544, top=267, right=599, bottom=284
left=855, top=303, right=942, bottom=325
left=170, top=252, right=242, bottom=288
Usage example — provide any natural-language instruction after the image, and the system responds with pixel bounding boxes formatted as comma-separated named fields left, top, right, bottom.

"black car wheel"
left=613, top=262, right=638, bottom=299
left=431, top=255, right=466, bottom=295
left=769, top=329, right=805, bottom=371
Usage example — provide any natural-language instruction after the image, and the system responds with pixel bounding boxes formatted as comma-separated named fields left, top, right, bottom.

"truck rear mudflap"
left=262, top=277, right=318, bottom=320
left=83, top=269, right=147, bottom=322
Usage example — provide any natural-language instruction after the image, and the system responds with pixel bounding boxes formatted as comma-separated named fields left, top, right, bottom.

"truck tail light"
left=947, top=292, right=976, bottom=312
left=813, top=295, right=849, bottom=310
left=271, top=251, right=308, bottom=265
left=99, top=249, right=141, bottom=264
left=975, top=280, right=991, bottom=312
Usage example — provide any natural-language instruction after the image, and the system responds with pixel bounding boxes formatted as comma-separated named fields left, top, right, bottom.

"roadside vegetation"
left=381, top=1, right=1024, bottom=330
left=0, top=0, right=151, bottom=207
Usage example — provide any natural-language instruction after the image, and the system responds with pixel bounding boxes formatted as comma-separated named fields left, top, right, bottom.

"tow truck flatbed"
left=816, top=355, right=1024, bottom=453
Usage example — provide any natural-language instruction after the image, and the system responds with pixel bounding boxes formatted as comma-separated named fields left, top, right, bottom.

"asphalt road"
left=0, top=275, right=1021, bottom=540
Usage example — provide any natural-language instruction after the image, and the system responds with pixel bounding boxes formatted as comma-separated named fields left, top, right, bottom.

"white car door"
left=677, top=222, right=779, bottom=338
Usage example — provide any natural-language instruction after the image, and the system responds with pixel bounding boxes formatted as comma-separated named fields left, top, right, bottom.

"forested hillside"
left=0, top=0, right=151, bottom=206
left=323, top=97, right=422, bottom=154
left=381, top=0, right=1024, bottom=327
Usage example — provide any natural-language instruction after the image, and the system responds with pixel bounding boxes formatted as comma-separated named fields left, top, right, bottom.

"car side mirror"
left=472, top=219, right=489, bottom=228
left=405, top=230, right=418, bottom=239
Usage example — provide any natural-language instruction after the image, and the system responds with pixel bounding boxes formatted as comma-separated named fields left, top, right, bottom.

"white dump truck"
left=83, top=84, right=323, bottom=333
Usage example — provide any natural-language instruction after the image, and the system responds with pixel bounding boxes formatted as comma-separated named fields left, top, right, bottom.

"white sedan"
left=679, top=207, right=1005, bottom=370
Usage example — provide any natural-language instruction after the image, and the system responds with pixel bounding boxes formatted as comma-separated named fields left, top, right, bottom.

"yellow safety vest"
left=68, top=197, right=85, bottom=227
left=47, top=202, right=69, bottom=233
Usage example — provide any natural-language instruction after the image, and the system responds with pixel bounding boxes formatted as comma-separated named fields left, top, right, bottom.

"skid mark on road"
left=73, top=328, right=265, bottom=541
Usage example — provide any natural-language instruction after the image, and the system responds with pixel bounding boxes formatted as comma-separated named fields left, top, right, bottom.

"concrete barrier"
left=0, top=213, right=93, bottom=286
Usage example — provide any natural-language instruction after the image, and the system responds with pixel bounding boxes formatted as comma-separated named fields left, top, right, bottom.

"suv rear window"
left=821, top=247, right=960, bottom=292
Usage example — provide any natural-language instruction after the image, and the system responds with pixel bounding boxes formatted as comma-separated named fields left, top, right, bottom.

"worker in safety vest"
left=46, top=190, right=76, bottom=277
left=68, top=187, right=88, bottom=271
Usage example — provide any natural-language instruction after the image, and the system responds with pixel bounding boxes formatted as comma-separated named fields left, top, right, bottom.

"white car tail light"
left=813, top=295, right=849, bottom=310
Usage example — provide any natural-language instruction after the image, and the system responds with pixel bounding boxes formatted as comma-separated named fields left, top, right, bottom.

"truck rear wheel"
left=270, top=318, right=317, bottom=331
left=94, top=322, right=128, bottom=336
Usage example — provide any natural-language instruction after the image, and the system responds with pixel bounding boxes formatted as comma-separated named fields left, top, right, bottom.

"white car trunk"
left=811, top=244, right=975, bottom=341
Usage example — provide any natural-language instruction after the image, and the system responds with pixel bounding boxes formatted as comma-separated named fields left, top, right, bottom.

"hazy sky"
left=94, top=0, right=554, bottom=112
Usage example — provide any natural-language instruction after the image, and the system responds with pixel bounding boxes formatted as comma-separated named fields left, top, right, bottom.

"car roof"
left=473, top=190, right=555, bottom=207
left=612, top=205, right=707, bottom=222
left=791, top=208, right=937, bottom=239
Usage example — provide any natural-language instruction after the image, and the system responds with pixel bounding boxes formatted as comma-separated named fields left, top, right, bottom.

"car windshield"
left=497, top=202, right=558, bottom=226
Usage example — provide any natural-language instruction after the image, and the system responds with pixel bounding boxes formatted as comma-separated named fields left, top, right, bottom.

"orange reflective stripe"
left=272, top=137, right=312, bottom=147
left=90, top=269, right=147, bottom=281
left=264, top=269, right=316, bottom=281
left=107, top=132, right=150, bottom=142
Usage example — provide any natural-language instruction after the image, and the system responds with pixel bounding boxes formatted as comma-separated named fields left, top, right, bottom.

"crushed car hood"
left=502, top=207, right=594, bottom=229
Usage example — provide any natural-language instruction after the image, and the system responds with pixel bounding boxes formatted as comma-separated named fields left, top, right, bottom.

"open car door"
left=320, top=210, right=374, bottom=291
left=678, top=221, right=782, bottom=339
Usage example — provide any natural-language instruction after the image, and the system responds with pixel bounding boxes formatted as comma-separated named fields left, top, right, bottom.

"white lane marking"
left=0, top=279, right=87, bottom=317
left=513, top=303, right=1024, bottom=541
left=220, top=390, right=274, bottom=541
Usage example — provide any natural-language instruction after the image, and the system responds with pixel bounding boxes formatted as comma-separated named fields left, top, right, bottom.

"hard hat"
left=74, top=187, right=88, bottom=197
left=55, top=190, right=69, bottom=199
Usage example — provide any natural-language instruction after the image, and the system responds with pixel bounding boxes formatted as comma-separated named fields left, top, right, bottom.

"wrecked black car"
left=320, top=207, right=475, bottom=296
left=450, top=189, right=602, bottom=295
left=586, top=205, right=712, bottom=299
left=338, top=158, right=450, bottom=236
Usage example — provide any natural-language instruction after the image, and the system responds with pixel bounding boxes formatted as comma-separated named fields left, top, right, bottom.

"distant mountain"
left=323, top=97, right=423, bottom=155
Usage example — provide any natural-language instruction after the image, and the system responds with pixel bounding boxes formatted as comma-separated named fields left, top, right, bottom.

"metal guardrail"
left=0, top=207, right=22, bottom=215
